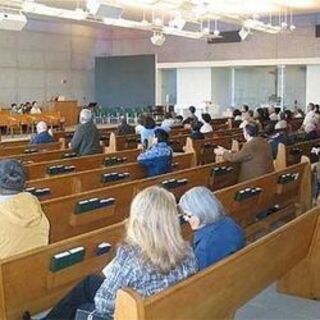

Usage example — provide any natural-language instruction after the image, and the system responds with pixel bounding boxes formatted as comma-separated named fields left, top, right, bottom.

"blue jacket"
left=193, top=216, right=245, bottom=270
left=137, top=142, right=173, bottom=177
left=30, top=131, right=55, bottom=145
left=267, top=133, right=287, bottom=159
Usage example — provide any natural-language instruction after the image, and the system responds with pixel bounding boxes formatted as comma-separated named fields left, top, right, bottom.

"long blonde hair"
left=126, top=186, right=190, bottom=274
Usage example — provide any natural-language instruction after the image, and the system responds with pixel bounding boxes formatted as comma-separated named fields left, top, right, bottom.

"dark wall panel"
left=95, top=54, right=156, bottom=109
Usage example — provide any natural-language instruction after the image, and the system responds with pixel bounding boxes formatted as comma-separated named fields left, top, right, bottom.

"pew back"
left=0, top=141, right=64, bottom=157
left=42, top=160, right=310, bottom=244
left=42, top=161, right=240, bottom=243
left=25, top=149, right=141, bottom=180
left=184, top=135, right=243, bottom=165
left=26, top=153, right=194, bottom=199
left=0, top=139, right=29, bottom=149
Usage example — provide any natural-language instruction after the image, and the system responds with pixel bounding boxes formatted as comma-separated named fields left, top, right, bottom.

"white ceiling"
left=1, top=0, right=320, bottom=40
left=34, top=0, right=320, bottom=15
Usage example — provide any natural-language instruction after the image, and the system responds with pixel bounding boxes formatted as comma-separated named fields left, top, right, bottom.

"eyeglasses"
left=177, top=205, right=192, bottom=221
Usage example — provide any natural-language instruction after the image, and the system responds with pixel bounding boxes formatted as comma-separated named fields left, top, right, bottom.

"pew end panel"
left=275, top=138, right=320, bottom=170
left=277, top=208, right=320, bottom=300
left=182, top=137, right=197, bottom=167
left=274, top=143, right=287, bottom=171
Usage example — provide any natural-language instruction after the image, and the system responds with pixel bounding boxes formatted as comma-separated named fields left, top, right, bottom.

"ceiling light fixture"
left=150, top=31, right=166, bottom=46
left=86, top=0, right=100, bottom=15
left=168, top=13, right=186, bottom=30
left=16, top=0, right=298, bottom=42
left=238, top=27, right=250, bottom=41
left=243, top=18, right=281, bottom=34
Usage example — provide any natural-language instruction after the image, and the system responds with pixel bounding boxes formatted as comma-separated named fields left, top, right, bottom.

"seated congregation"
left=0, top=102, right=320, bottom=320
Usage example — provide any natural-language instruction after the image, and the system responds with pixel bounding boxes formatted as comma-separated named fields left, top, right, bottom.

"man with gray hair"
left=30, top=121, right=55, bottom=145
left=70, top=108, right=101, bottom=156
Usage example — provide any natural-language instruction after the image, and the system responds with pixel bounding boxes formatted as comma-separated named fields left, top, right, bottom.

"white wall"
left=211, top=67, right=233, bottom=114
left=234, top=66, right=276, bottom=108
left=176, top=68, right=211, bottom=117
left=0, top=20, right=112, bottom=107
left=283, top=65, right=306, bottom=108
left=306, top=65, right=320, bottom=105
left=159, top=69, right=177, bottom=105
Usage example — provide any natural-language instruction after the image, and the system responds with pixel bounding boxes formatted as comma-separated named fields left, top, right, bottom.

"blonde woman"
left=44, top=187, right=198, bottom=320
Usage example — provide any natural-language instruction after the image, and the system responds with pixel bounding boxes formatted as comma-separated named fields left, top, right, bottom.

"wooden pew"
left=42, top=161, right=240, bottom=243
left=53, top=127, right=116, bottom=145
left=115, top=206, right=319, bottom=320
left=0, top=148, right=78, bottom=163
left=106, top=132, right=190, bottom=153
left=215, top=159, right=311, bottom=241
left=53, top=126, right=191, bottom=150
left=0, top=113, right=64, bottom=136
left=26, top=153, right=194, bottom=200
left=106, top=133, right=140, bottom=152
left=25, top=149, right=141, bottom=180
left=41, top=159, right=310, bottom=244
left=169, top=132, right=235, bottom=154
left=0, top=139, right=30, bottom=148
left=274, top=137, right=320, bottom=170
left=184, top=136, right=242, bottom=165
left=0, top=160, right=312, bottom=320
left=170, top=127, right=191, bottom=135
left=107, top=129, right=244, bottom=154
left=0, top=141, right=65, bottom=157
left=211, top=117, right=232, bottom=130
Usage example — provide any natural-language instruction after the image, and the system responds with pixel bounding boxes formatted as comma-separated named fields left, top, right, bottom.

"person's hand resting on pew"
left=214, top=145, right=230, bottom=156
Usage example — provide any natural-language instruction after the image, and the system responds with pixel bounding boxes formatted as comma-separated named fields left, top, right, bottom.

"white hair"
left=179, top=186, right=226, bottom=226
left=36, top=121, right=48, bottom=134
left=126, top=186, right=190, bottom=274
left=80, top=109, right=92, bottom=124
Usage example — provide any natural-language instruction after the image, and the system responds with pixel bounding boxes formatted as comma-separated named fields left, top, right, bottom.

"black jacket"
left=71, top=122, right=102, bottom=156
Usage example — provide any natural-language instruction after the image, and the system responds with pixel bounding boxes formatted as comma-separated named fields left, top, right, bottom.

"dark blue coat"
left=30, top=131, right=55, bottom=145
left=193, top=216, right=245, bottom=270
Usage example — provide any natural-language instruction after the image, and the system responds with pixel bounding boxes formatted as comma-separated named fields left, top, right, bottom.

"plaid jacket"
left=94, top=244, right=198, bottom=317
